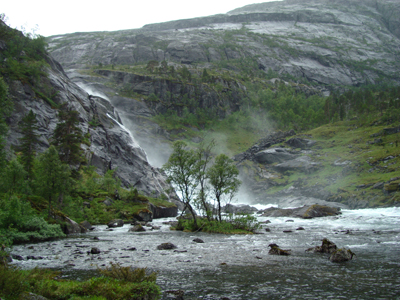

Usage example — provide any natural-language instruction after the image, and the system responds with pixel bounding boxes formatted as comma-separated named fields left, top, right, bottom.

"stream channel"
left=10, top=206, right=400, bottom=299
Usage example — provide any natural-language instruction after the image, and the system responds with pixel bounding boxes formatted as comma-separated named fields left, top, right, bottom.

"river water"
left=10, top=207, right=400, bottom=299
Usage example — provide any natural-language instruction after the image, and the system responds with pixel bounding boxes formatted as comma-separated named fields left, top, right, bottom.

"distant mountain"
left=49, top=0, right=400, bottom=88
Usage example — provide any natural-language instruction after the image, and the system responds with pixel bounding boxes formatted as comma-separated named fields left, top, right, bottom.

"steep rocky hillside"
left=49, top=0, right=400, bottom=88
left=0, top=22, right=175, bottom=201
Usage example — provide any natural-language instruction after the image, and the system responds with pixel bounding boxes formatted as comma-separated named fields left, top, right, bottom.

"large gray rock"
left=223, top=203, right=258, bottom=214
left=286, top=138, right=316, bottom=149
left=254, top=148, right=298, bottom=164
left=260, top=204, right=341, bottom=218
left=274, top=156, right=320, bottom=173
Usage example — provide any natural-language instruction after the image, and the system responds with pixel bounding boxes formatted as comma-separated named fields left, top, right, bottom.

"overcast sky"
left=2, top=0, right=281, bottom=37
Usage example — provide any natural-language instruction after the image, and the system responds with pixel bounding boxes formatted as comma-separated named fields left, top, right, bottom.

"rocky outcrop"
left=306, top=238, right=337, bottom=254
left=4, top=54, right=176, bottom=201
left=150, top=203, right=178, bottom=218
left=260, top=204, right=341, bottom=218
left=274, top=156, right=321, bottom=174
left=223, top=203, right=258, bottom=214
left=93, top=69, right=245, bottom=118
left=254, top=148, right=298, bottom=165
left=48, top=0, right=400, bottom=87
left=329, top=248, right=355, bottom=262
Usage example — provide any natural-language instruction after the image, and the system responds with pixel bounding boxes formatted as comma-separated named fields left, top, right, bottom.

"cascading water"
left=106, top=112, right=147, bottom=159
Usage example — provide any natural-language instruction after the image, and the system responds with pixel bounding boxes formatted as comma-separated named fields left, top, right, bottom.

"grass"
left=255, top=117, right=400, bottom=207
left=0, top=264, right=160, bottom=300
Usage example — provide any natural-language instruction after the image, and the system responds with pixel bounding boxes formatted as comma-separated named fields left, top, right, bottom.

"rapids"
left=10, top=207, right=400, bottom=299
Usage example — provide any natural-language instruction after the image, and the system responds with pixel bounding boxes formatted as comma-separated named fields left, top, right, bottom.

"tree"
left=52, top=106, right=84, bottom=168
left=18, top=110, right=39, bottom=178
left=194, top=140, right=215, bottom=221
left=162, top=141, right=199, bottom=228
left=207, top=154, right=241, bottom=222
left=35, top=146, right=71, bottom=217
left=0, top=159, right=28, bottom=195
left=0, top=77, right=12, bottom=169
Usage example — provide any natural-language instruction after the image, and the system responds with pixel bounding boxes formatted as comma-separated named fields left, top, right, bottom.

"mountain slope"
left=48, top=0, right=400, bottom=88
left=0, top=21, right=175, bottom=200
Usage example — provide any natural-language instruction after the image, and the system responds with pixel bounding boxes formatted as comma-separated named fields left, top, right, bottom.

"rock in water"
left=306, top=238, right=337, bottom=253
left=157, top=242, right=177, bottom=250
left=329, top=248, right=355, bottom=263
left=193, top=238, right=204, bottom=243
left=107, top=219, right=124, bottom=228
left=268, top=243, right=291, bottom=255
left=91, top=247, right=101, bottom=254
left=129, top=224, right=146, bottom=232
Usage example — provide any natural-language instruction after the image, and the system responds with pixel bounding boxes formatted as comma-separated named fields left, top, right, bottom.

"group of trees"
left=324, top=86, right=400, bottom=123
left=0, top=76, right=86, bottom=246
left=162, top=140, right=244, bottom=231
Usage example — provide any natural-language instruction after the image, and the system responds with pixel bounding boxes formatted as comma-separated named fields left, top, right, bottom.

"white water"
left=106, top=113, right=148, bottom=161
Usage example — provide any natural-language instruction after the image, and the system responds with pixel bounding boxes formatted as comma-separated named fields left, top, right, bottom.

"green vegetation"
left=0, top=264, right=160, bottom=300
left=163, top=140, right=257, bottom=233
left=0, top=14, right=48, bottom=84
left=257, top=112, right=400, bottom=207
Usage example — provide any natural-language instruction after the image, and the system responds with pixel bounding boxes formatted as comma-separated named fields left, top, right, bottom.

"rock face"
left=260, top=204, right=341, bottom=218
left=48, top=0, right=400, bottom=87
left=4, top=53, right=176, bottom=201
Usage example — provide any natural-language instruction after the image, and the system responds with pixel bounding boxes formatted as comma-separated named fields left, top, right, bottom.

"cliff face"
left=48, top=0, right=400, bottom=87
left=4, top=53, right=175, bottom=199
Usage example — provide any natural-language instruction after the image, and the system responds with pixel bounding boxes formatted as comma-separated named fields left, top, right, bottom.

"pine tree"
left=35, top=146, right=71, bottom=217
left=52, top=106, right=84, bottom=167
left=19, top=110, right=39, bottom=178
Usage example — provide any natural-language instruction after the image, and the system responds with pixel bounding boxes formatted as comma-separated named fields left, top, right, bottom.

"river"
left=10, top=207, right=400, bottom=299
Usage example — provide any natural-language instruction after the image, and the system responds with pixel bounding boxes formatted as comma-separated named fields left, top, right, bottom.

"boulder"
left=64, top=217, right=86, bottom=234
left=268, top=243, right=290, bottom=255
left=286, top=137, right=316, bottom=149
left=223, top=203, right=258, bottom=214
left=193, top=238, right=204, bottom=243
left=383, top=181, right=400, bottom=194
left=329, top=248, right=355, bottom=263
left=149, top=203, right=178, bottom=218
left=306, top=238, right=337, bottom=254
left=274, top=156, right=320, bottom=173
left=129, top=224, right=146, bottom=232
left=80, top=221, right=94, bottom=231
left=137, top=210, right=153, bottom=222
left=157, top=242, right=177, bottom=250
left=260, top=204, right=341, bottom=219
left=107, top=219, right=124, bottom=228
left=254, top=148, right=297, bottom=164
left=90, top=247, right=101, bottom=254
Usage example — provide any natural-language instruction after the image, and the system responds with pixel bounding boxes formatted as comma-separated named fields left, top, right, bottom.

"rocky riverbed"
left=10, top=206, right=400, bottom=299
